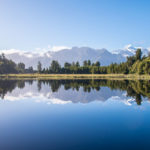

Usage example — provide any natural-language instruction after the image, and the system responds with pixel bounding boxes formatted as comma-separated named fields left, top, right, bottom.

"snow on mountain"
left=0, top=45, right=149, bottom=69
left=113, top=44, right=150, bottom=57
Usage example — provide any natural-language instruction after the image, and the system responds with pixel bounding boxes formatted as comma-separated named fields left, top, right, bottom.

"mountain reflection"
left=0, top=79, right=150, bottom=105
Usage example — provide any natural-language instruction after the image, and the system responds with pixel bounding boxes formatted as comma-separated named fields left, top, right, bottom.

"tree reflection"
left=0, top=79, right=150, bottom=105
left=0, top=80, right=18, bottom=99
left=135, top=94, right=142, bottom=105
left=17, top=81, right=25, bottom=89
left=37, top=80, right=42, bottom=91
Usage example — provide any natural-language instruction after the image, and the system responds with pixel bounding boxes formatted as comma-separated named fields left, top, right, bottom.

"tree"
left=148, top=52, right=150, bottom=57
left=50, top=60, right=61, bottom=73
left=127, top=56, right=136, bottom=67
left=64, top=62, right=71, bottom=68
left=28, top=66, right=33, bottom=73
left=87, top=60, right=91, bottom=66
left=0, top=54, right=18, bottom=74
left=1, top=53, right=5, bottom=60
left=95, top=61, right=100, bottom=67
left=91, top=66, right=99, bottom=74
left=83, top=60, right=88, bottom=66
left=76, top=61, right=80, bottom=67
left=18, top=62, right=25, bottom=73
left=37, top=61, right=42, bottom=73
left=135, top=48, right=142, bottom=61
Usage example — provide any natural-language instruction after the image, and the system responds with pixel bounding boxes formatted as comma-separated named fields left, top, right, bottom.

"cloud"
left=0, top=49, right=24, bottom=55
left=0, top=45, right=71, bottom=56
left=34, top=45, right=71, bottom=53
left=35, top=45, right=70, bottom=52
left=0, top=49, right=34, bottom=58
left=36, top=98, right=72, bottom=105
left=49, top=45, right=71, bottom=52
left=3, top=92, right=72, bottom=105
left=124, top=44, right=132, bottom=49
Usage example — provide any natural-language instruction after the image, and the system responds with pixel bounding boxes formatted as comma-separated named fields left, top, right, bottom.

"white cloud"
left=124, top=44, right=132, bottom=50
left=0, top=45, right=71, bottom=57
left=3, top=92, right=72, bottom=105
left=0, top=49, right=35, bottom=58
left=36, top=98, right=72, bottom=105
left=49, top=45, right=71, bottom=52
left=35, top=45, right=70, bottom=53
left=0, top=49, right=24, bottom=55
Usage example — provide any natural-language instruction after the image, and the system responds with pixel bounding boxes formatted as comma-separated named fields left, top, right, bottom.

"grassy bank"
left=0, top=73, right=150, bottom=80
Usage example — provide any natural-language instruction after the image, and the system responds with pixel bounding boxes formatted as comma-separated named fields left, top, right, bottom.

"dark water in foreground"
left=0, top=79, right=150, bottom=150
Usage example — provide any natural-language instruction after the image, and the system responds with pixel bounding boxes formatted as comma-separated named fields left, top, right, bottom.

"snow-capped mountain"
left=0, top=45, right=149, bottom=69
left=1, top=47, right=125, bottom=69
left=113, top=44, right=150, bottom=57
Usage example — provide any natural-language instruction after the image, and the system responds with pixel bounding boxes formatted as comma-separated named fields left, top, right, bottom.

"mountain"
left=45, top=47, right=125, bottom=67
left=1, top=47, right=125, bottom=69
left=113, top=44, right=150, bottom=57
left=1, top=45, right=149, bottom=69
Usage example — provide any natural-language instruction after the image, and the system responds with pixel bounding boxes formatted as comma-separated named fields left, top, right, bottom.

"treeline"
left=38, top=48, right=149, bottom=74
left=0, top=53, right=34, bottom=74
left=0, top=48, right=150, bottom=74
left=37, top=60, right=102, bottom=74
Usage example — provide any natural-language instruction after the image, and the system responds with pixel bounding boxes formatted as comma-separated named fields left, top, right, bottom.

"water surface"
left=0, top=79, right=150, bottom=150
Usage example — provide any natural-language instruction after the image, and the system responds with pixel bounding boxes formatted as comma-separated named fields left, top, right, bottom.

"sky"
left=0, top=0, right=150, bottom=52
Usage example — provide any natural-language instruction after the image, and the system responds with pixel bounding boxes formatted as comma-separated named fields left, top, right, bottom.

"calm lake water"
left=0, top=79, right=150, bottom=150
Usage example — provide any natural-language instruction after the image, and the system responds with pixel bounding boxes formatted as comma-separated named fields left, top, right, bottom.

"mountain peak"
left=1, top=45, right=149, bottom=69
left=114, top=44, right=149, bottom=57
left=124, top=44, right=137, bottom=54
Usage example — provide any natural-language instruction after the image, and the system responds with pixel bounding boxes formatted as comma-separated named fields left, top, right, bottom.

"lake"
left=0, top=79, right=150, bottom=150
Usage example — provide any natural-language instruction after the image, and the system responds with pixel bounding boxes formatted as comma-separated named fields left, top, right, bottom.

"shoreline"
left=0, top=74, right=150, bottom=80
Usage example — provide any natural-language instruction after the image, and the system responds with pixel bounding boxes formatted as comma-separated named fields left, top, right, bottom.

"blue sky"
left=0, top=0, right=150, bottom=51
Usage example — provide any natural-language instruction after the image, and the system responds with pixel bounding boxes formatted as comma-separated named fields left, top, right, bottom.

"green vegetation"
left=0, top=53, right=34, bottom=74
left=39, top=48, right=150, bottom=75
left=2, top=73, right=150, bottom=80
left=0, top=53, right=18, bottom=74
left=0, top=48, right=150, bottom=76
left=37, top=61, right=42, bottom=73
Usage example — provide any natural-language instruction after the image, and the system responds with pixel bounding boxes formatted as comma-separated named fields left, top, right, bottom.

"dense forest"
left=0, top=48, right=150, bottom=74
left=0, top=53, right=34, bottom=74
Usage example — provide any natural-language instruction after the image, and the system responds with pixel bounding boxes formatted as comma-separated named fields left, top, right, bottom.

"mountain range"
left=1, top=44, right=150, bottom=69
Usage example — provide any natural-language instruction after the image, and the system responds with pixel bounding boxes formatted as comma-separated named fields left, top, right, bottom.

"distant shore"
left=0, top=74, right=150, bottom=80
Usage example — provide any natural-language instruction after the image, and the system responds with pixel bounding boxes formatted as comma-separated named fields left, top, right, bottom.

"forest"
left=0, top=48, right=150, bottom=75
left=0, top=54, right=34, bottom=74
